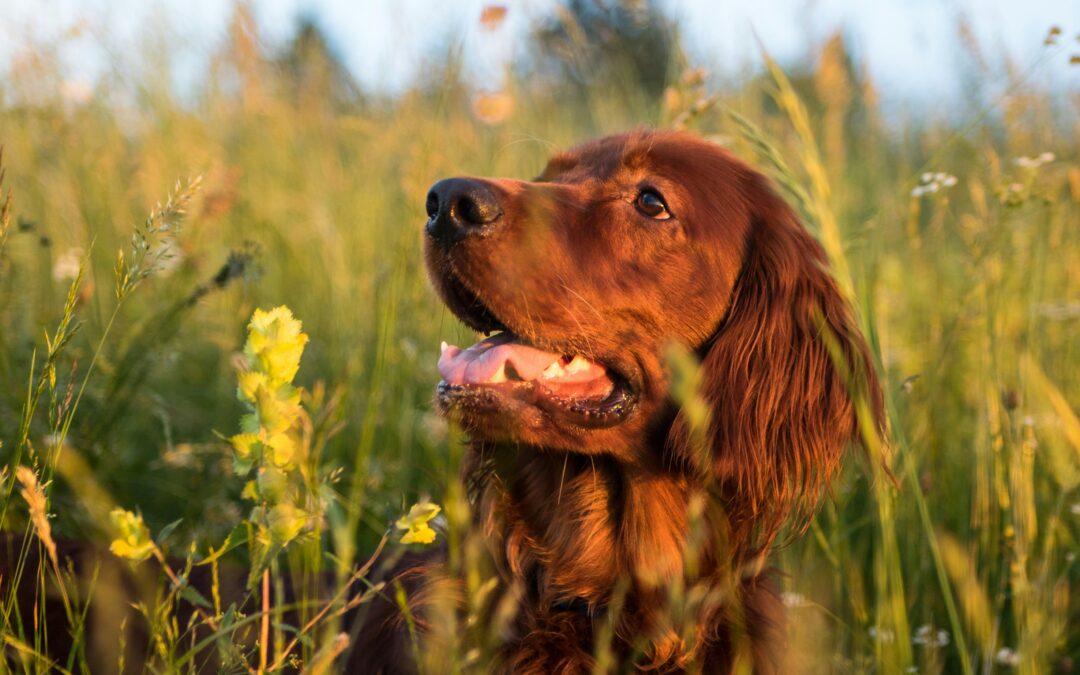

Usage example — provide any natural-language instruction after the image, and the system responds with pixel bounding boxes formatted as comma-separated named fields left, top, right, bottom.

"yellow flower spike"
left=244, top=306, right=308, bottom=387
left=237, top=371, right=268, bottom=403
left=230, top=432, right=261, bottom=473
left=258, top=340, right=307, bottom=388
left=108, top=508, right=155, bottom=562
left=256, top=466, right=289, bottom=501
left=230, top=432, right=260, bottom=460
left=395, top=502, right=442, bottom=545
left=267, top=503, right=307, bottom=544
left=241, top=480, right=259, bottom=501
left=239, top=412, right=260, bottom=434
left=263, top=433, right=296, bottom=470
left=253, top=385, right=300, bottom=435
left=248, top=306, right=303, bottom=340
left=244, top=331, right=268, bottom=362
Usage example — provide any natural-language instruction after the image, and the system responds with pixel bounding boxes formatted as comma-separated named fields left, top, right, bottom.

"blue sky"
left=1, top=0, right=1075, bottom=114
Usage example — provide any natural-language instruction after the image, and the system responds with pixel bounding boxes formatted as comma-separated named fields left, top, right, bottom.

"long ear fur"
left=668, top=173, right=883, bottom=554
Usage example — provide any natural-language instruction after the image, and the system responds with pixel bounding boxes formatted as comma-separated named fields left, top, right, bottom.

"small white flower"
left=912, top=625, right=950, bottom=647
left=1016, top=153, right=1054, bottom=170
left=912, top=171, right=958, bottom=198
left=780, top=591, right=807, bottom=607
left=995, top=647, right=1020, bottom=667
left=52, top=247, right=84, bottom=282
left=868, top=626, right=896, bottom=643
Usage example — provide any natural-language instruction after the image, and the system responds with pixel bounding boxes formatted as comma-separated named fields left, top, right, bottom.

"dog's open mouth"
left=440, top=332, right=613, bottom=397
left=435, top=331, right=635, bottom=427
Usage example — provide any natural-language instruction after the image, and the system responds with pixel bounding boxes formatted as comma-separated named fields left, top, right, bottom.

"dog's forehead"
left=541, top=132, right=714, bottom=183
left=538, top=138, right=623, bottom=180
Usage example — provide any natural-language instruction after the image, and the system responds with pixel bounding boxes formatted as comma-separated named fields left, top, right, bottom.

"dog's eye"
left=635, top=190, right=671, bottom=220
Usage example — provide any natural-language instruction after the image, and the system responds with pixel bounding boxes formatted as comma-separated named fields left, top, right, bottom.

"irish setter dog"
left=351, top=129, right=883, bottom=673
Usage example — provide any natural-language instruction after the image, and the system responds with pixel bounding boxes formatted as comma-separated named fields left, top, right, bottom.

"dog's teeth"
left=565, top=356, right=591, bottom=374
left=489, top=363, right=507, bottom=383
left=440, top=341, right=448, bottom=355
left=541, top=361, right=565, bottom=379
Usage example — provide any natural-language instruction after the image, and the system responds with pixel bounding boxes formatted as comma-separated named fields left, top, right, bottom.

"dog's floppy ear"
left=667, top=172, right=883, bottom=552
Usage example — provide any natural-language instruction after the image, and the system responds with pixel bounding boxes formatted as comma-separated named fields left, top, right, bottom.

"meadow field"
left=0, top=5, right=1078, bottom=673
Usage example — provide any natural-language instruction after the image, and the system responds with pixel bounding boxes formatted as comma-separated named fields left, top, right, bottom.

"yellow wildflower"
left=263, top=432, right=297, bottom=469
left=230, top=432, right=260, bottom=461
left=256, top=466, right=289, bottom=501
left=109, top=508, right=155, bottom=562
left=237, top=370, right=268, bottom=402
left=259, top=340, right=307, bottom=387
left=254, top=385, right=301, bottom=436
left=267, top=503, right=307, bottom=544
left=244, top=306, right=308, bottom=387
left=395, top=502, right=441, bottom=545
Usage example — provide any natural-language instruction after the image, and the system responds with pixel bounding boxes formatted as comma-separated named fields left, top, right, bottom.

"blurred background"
left=1, top=0, right=1076, bottom=110
left=0, top=0, right=1077, bottom=672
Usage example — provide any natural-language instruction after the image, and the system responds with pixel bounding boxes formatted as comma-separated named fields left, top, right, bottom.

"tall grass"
left=0, top=8, right=1077, bottom=673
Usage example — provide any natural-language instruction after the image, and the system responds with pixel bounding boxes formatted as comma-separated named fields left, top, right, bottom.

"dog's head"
left=424, top=130, right=881, bottom=540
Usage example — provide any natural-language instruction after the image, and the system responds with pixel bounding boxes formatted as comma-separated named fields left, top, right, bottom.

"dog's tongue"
left=438, top=332, right=611, bottom=397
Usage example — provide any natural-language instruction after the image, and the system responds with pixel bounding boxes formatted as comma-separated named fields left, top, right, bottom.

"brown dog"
left=351, top=129, right=883, bottom=673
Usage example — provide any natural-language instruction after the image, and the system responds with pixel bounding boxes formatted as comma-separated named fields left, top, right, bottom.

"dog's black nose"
left=425, top=178, right=502, bottom=245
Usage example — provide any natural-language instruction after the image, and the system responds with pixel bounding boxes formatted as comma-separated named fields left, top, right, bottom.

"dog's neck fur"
left=463, top=441, right=783, bottom=672
left=468, top=444, right=691, bottom=606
